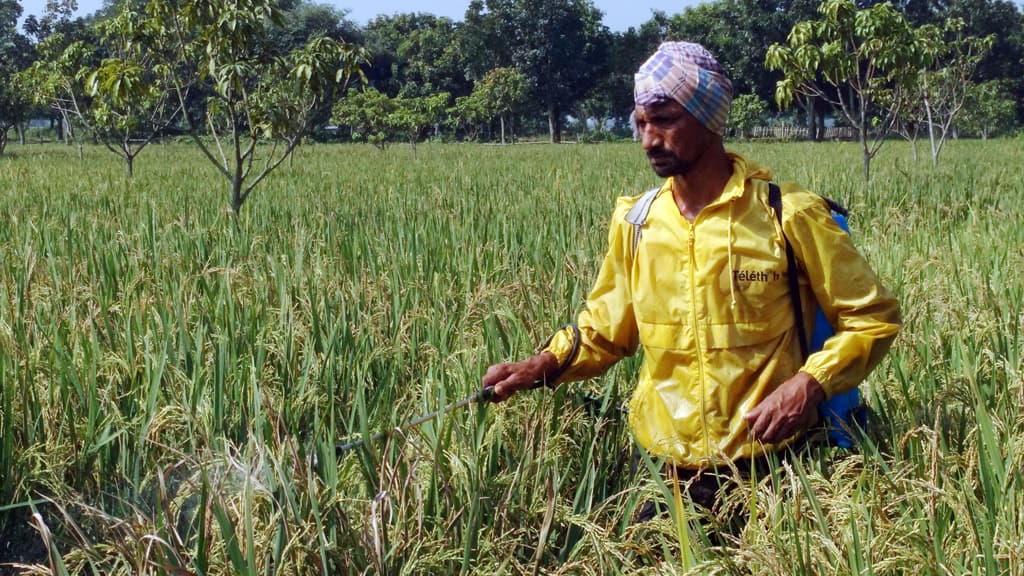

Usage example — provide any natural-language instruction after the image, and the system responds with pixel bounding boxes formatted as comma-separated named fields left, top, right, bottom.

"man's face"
left=634, top=99, right=713, bottom=178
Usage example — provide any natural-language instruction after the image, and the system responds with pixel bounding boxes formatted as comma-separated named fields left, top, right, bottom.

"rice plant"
left=0, top=138, right=1022, bottom=574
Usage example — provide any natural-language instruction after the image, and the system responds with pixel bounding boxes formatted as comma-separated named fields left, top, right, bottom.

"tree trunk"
left=500, top=115, right=506, bottom=145
left=229, top=109, right=246, bottom=217
left=858, top=121, right=871, bottom=182
left=548, top=104, right=561, bottom=143
left=857, top=105, right=872, bottom=181
left=805, top=95, right=816, bottom=141
left=924, top=103, right=938, bottom=168
left=0, top=128, right=8, bottom=156
left=230, top=177, right=244, bottom=216
left=910, top=127, right=918, bottom=162
left=17, top=122, right=26, bottom=145
left=63, top=115, right=72, bottom=146
left=126, top=154, right=134, bottom=177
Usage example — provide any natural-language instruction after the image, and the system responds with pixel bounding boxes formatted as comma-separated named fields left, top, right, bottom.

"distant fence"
left=739, top=125, right=860, bottom=141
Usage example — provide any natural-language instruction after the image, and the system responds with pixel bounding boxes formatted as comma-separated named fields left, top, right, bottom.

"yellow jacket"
left=543, top=153, right=900, bottom=469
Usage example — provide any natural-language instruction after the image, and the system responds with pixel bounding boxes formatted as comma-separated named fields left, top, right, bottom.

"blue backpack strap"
left=625, top=187, right=662, bottom=257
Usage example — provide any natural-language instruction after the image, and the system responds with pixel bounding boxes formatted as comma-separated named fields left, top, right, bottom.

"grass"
left=0, top=138, right=1022, bottom=574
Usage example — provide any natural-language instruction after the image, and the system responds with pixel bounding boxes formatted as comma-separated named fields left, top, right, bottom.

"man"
left=482, top=42, right=900, bottom=510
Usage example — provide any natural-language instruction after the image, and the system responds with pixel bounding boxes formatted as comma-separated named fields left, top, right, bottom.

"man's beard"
left=647, top=148, right=690, bottom=177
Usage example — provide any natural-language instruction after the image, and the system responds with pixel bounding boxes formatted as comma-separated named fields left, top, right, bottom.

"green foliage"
left=0, top=74, right=31, bottom=155
left=470, top=67, right=527, bottom=143
left=18, top=28, right=105, bottom=156
left=83, top=7, right=183, bottom=174
left=766, top=0, right=923, bottom=179
left=909, top=18, right=994, bottom=164
left=364, top=13, right=468, bottom=100
left=767, top=0, right=921, bottom=111
left=332, top=88, right=450, bottom=149
left=451, top=93, right=487, bottom=141
left=461, top=0, right=610, bottom=143
left=142, top=0, right=368, bottom=213
left=270, top=0, right=363, bottom=52
left=474, top=67, right=527, bottom=119
left=944, top=0, right=1024, bottom=93
left=0, top=0, right=35, bottom=154
left=958, top=80, right=1017, bottom=139
left=332, top=87, right=395, bottom=149
left=388, top=91, right=449, bottom=147
left=728, top=93, right=769, bottom=139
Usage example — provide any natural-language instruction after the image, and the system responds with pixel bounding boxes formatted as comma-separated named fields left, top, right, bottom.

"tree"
left=888, top=80, right=929, bottom=160
left=389, top=92, right=449, bottom=153
left=450, top=93, right=487, bottom=141
left=22, top=0, right=79, bottom=41
left=957, top=80, right=1017, bottom=139
left=331, top=87, right=397, bottom=149
left=458, top=0, right=515, bottom=83
left=945, top=0, right=1024, bottom=112
left=767, top=0, right=923, bottom=181
left=462, top=0, right=609, bottom=143
left=364, top=13, right=469, bottom=101
left=80, top=7, right=181, bottom=175
left=515, top=0, right=609, bottom=143
left=912, top=18, right=993, bottom=165
left=21, top=0, right=95, bottom=143
left=0, top=0, right=35, bottom=155
left=20, top=30, right=101, bottom=155
left=147, top=0, right=367, bottom=216
left=728, top=94, right=769, bottom=139
left=331, top=88, right=449, bottom=151
left=272, top=1, right=363, bottom=51
left=0, top=75, right=32, bottom=155
left=472, top=67, right=526, bottom=144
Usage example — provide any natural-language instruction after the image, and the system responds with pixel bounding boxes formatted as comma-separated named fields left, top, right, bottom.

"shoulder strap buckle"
left=626, top=187, right=662, bottom=257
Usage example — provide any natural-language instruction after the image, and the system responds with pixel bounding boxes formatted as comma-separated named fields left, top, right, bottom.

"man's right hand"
left=481, top=352, right=560, bottom=402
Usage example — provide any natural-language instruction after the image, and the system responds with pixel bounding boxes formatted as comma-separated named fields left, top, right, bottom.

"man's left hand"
left=744, top=372, right=825, bottom=445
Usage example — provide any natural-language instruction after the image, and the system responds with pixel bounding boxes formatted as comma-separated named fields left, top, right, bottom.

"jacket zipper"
left=688, top=222, right=710, bottom=458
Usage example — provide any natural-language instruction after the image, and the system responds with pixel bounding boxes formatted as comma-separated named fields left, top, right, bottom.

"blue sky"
left=17, top=0, right=697, bottom=32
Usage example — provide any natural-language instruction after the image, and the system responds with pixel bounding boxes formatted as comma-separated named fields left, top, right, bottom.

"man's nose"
left=639, top=124, right=661, bottom=150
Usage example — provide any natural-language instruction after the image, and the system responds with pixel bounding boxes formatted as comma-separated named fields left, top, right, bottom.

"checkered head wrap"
left=634, top=42, right=733, bottom=135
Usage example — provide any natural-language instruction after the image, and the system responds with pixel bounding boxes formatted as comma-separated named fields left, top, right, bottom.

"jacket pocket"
left=702, top=306, right=793, bottom=350
left=636, top=320, right=691, bottom=351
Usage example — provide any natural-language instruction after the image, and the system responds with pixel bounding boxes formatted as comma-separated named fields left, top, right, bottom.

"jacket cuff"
left=541, top=326, right=574, bottom=363
left=801, top=366, right=834, bottom=399
left=539, top=324, right=581, bottom=387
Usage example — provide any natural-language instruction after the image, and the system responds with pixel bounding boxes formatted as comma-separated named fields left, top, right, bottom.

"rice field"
left=0, top=138, right=1022, bottom=575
